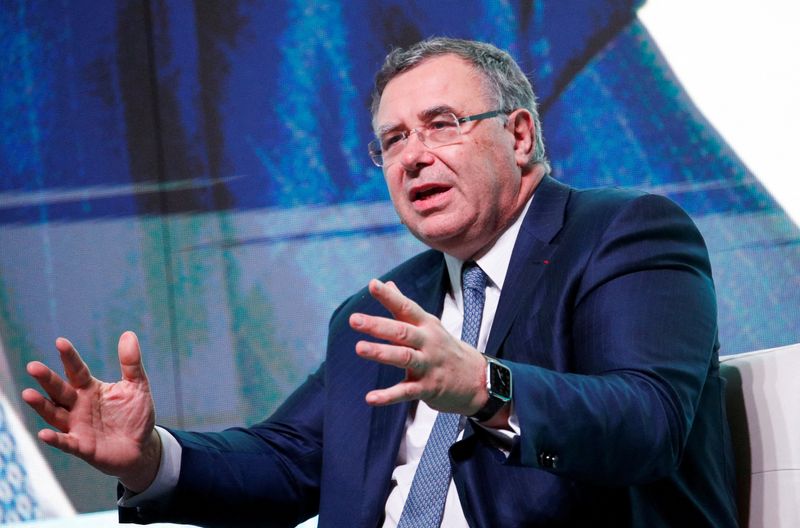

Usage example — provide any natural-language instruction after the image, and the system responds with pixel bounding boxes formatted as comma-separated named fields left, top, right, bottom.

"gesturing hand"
left=349, top=279, right=488, bottom=415
left=22, top=331, right=161, bottom=492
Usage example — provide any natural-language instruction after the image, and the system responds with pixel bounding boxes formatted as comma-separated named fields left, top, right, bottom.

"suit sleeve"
left=506, top=193, right=719, bottom=486
left=120, top=363, right=326, bottom=527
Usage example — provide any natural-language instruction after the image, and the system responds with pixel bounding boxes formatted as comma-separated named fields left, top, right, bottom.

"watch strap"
left=469, top=355, right=512, bottom=422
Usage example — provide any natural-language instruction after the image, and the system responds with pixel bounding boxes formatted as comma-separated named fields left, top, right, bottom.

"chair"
left=720, top=343, right=800, bottom=527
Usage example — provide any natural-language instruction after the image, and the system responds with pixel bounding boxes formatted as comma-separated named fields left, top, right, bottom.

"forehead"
left=374, top=54, right=489, bottom=128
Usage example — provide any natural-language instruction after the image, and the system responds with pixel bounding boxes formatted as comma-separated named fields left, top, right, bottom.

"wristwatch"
left=470, top=355, right=512, bottom=422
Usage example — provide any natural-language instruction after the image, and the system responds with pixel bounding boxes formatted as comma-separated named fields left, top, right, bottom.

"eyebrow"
left=375, top=104, right=459, bottom=137
left=419, top=104, right=458, bottom=121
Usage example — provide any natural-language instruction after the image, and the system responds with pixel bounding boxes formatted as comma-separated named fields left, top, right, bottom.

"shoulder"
left=561, top=183, right=712, bottom=280
left=329, top=249, right=444, bottom=322
left=562, top=182, right=698, bottom=238
left=569, top=184, right=678, bottom=218
left=532, top=178, right=708, bottom=269
left=526, top=176, right=696, bottom=246
left=378, top=248, right=445, bottom=284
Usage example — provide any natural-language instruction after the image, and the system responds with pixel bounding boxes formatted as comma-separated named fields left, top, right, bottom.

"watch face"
left=490, top=361, right=512, bottom=401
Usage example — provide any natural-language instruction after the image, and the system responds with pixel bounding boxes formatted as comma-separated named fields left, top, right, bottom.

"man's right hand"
left=22, top=331, right=161, bottom=493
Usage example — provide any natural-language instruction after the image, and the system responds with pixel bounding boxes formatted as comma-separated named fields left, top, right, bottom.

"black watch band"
left=470, top=355, right=512, bottom=422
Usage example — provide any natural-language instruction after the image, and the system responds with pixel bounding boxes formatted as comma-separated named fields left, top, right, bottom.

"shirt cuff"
left=117, top=426, right=182, bottom=507
left=470, top=402, right=521, bottom=456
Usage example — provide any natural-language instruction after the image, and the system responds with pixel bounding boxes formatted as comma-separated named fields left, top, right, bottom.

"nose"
left=399, top=131, right=434, bottom=172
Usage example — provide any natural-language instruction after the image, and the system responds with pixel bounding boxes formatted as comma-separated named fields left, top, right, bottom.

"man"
left=23, top=38, right=737, bottom=526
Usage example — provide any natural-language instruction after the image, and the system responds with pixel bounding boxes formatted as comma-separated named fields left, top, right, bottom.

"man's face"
left=374, top=54, right=536, bottom=260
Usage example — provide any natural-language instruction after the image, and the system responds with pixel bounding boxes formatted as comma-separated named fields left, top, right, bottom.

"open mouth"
left=411, top=185, right=450, bottom=202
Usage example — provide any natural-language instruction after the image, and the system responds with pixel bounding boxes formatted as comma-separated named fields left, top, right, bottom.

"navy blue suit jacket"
left=121, top=176, right=738, bottom=527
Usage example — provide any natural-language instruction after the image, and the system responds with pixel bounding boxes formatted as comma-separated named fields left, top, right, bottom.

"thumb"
left=118, top=331, right=147, bottom=383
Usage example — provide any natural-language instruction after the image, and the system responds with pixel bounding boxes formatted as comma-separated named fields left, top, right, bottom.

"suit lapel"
left=359, top=252, right=448, bottom=526
left=354, top=178, right=569, bottom=523
left=486, top=176, right=571, bottom=358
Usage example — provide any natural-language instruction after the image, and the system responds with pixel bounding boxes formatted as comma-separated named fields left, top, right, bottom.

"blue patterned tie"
left=397, top=262, right=487, bottom=528
left=0, top=404, right=40, bottom=523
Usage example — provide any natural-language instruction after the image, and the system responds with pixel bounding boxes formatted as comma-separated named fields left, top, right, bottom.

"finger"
left=21, top=387, right=71, bottom=431
left=368, top=279, right=427, bottom=324
left=26, top=360, right=78, bottom=409
left=349, top=313, right=423, bottom=349
left=365, top=381, right=426, bottom=406
left=355, top=341, right=424, bottom=371
left=37, top=428, right=81, bottom=457
left=118, top=331, right=147, bottom=383
left=56, top=337, right=93, bottom=389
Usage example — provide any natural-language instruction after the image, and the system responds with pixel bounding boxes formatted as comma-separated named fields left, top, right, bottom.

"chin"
left=405, top=211, right=479, bottom=249
left=412, top=223, right=460, bottom=243
left=416, top=230, right=473, bottom=256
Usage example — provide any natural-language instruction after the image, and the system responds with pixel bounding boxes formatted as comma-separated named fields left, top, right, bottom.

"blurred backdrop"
left=0, top=0, right=797, bottom=514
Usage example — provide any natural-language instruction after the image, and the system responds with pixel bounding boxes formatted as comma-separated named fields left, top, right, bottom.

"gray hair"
left=371, top=37, right=550, bottom=173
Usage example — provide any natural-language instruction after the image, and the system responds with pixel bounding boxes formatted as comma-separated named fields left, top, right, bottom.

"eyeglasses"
left=368, top=110, right=506, bottom=167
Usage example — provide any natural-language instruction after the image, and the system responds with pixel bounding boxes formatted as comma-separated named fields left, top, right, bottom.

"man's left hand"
left=349, top=279, right=488, bottom=415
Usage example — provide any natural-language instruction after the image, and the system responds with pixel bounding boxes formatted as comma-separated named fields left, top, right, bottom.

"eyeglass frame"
left=367, top=109, right=507, bottom=167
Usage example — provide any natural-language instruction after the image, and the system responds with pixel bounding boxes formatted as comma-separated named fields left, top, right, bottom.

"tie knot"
left=462, top=262, right=486, bottom=292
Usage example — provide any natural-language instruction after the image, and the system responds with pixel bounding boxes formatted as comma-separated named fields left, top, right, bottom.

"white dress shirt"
left=123, top=197, right=533, bottom=528
left=382, top=197, right=530, bottom=527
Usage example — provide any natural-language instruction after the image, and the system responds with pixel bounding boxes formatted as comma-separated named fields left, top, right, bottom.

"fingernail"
left=351, top=314, right=364, bottom=327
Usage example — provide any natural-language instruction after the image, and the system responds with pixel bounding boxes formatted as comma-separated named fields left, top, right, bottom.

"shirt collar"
left=444, top=194, right=534, bottom=304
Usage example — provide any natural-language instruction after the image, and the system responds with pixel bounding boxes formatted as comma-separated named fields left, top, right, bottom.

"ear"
left=508, top=109, right=535, bottom=169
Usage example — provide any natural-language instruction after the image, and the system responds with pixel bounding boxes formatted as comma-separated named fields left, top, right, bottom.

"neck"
left=450, top=166, right=544, bottom=261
